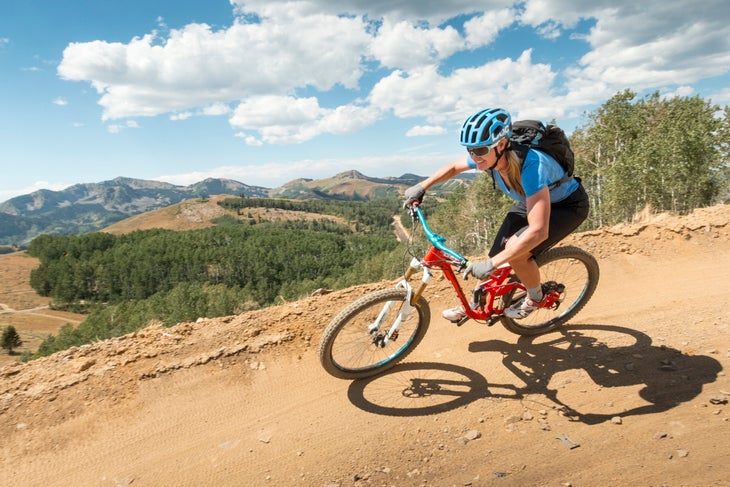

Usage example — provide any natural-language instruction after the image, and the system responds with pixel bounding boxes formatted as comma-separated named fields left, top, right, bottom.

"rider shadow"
left=348, top=324, right=722, bottom=422
left=469, top=324, right=722, bottom=424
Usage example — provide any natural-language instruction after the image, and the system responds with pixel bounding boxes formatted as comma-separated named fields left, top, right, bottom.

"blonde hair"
left=501, top=148, right=525, bottom=196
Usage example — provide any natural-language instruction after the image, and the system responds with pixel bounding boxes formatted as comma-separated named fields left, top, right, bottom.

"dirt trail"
left=1, top=205, right=729, bottom=487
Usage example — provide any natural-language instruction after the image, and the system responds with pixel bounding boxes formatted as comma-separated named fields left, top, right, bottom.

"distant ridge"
left=0, top=177, right=268, bottom=245
left=272, top=170, right=404, bottom=200
left=0, top=171, right=471, bottom=245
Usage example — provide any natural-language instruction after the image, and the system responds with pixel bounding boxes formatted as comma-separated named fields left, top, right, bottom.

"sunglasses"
left=467, top=141, right=498, bottom=158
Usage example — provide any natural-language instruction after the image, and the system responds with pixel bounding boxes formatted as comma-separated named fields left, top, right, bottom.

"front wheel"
left=500, top=246, right=599, bottom=336
left=319, top=288, right=431, bottom=380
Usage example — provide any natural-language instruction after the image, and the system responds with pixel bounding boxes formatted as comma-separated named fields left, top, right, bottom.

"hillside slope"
left=1, top=205, right=729, bottom=486
left=101, top=194, right=351, bottom=235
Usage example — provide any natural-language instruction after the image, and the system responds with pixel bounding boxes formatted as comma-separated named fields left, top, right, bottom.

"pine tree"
left=1, top=325, right=23, bottom=354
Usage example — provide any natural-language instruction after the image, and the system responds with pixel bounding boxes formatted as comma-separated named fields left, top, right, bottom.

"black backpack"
left=510, top=120, right=575, bottom=188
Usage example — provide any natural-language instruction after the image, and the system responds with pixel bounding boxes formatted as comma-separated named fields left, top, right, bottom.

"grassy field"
left=0, top=252, right=84, bottom=366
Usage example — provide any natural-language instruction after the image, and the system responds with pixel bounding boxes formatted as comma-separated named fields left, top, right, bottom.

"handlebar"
left=408, top=204, right=468, bottom=264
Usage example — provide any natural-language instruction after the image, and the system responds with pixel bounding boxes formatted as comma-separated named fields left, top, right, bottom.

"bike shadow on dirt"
left=347, top=324, right=723, bottom=422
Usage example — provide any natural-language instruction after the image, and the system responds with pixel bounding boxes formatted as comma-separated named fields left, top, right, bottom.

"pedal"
left=540, top=281, right=565, bottom=310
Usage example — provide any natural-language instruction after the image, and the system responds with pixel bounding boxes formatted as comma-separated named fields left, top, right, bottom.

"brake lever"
left=407, top=203, right=419, bottom=223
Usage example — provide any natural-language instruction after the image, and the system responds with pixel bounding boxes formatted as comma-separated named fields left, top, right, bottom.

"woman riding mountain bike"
left=403, top=107, right=590, bottom=321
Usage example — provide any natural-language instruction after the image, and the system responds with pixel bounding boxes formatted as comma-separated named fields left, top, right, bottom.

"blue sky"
left=2, top=0, right=729, bottom=203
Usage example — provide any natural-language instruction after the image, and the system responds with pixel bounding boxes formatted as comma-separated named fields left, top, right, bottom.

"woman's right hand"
left=403, top=184, right=425, bottom=208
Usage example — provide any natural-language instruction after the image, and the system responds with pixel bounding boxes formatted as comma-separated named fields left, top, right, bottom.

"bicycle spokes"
left=318, top=288, right=431, bottom=379
left=499, top=246, right=599, bottom=336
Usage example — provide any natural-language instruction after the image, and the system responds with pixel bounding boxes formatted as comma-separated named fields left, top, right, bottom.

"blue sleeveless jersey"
left=467, top=148, right=578, bottom=203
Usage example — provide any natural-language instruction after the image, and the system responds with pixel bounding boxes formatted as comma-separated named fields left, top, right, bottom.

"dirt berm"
left=1, top=205, right=729, bottom=486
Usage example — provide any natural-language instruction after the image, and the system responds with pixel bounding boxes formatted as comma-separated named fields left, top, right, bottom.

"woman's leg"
left=529, top=184, right=590, bottom=256
left=489, top=203, right=540, bottom=288
left=506, top=249, right=540, bottom=288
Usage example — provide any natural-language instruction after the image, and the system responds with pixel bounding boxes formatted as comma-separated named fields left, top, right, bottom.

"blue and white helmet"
left=459, top=108, right=512, bottom=147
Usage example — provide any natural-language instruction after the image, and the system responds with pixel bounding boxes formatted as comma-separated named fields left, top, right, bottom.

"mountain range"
left=0, top=171, right=469, bottom=246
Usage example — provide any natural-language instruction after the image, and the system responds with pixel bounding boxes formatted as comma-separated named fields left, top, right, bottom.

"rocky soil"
left=1, top=205, right=729, bottom=486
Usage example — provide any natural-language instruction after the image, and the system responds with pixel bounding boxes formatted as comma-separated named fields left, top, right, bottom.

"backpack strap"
left=515, top=144, right=573, bottom=190
left=548, top=173, right=573, bottom=189
left=510, top=142, right=530, bottom=160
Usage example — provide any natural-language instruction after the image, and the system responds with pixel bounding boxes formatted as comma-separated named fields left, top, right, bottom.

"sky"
left=1, top=0, right=730, bottom=203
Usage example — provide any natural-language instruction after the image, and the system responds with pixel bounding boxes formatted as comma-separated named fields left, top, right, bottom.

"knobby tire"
left=319, top=288, right=430, bottom=380
left=500, top=246, right=599, bottom=336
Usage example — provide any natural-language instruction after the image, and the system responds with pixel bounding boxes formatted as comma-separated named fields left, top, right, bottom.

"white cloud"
left=229, top=95, right=382, bottom=144
left=170, top=103, right=231, bottom=121
left=53, top=97, right=68, bottom=106
left=170, top=112, right=193, bottom=121
left=58, top=14, right=371, bottom=121
left=234, top=132, right=264, bottom=146
left=229, top=0, right=495, bottom=25
left=661, top=86, right=696, bottom=100
left=710, top=88, right=730, bottom=105
left=406, top=125, right=447, bottom=137
left=563, top=1, right=730, bottom=99
left=464, top=8, right=517, bottom=47
left=535, top=22, right=561, bottom=40
left=55, top=1, right=730, bottom=147
left=369, top=19, right=463, bottom=70
left=202, top=103, right=231, bottom=116
left=369, top=50, right=558, bottom=122
left=519, top=0, right=595, bottom=30
left=107, top=120, right=140, bottom=134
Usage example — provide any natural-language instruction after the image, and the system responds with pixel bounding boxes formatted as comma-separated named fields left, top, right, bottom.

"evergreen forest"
left=27, top=198, right=407, bottom=358
left=24, top=90, right=730, bottom=360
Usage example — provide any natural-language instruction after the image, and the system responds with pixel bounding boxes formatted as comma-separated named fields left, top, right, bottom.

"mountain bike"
left=319, top=204, right=599, bottom=380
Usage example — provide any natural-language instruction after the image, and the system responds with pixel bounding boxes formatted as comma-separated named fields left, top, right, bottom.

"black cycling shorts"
left=489, top=181, right=589, bottom=258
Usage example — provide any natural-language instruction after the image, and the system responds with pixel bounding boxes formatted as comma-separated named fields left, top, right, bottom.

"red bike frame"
left=408, top=205, right=562, bottom=325
left=420, top=245, right=518, bottom=323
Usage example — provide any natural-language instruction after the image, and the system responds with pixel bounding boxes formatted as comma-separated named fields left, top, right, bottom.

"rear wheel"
left=500, top=246, right=599, bottom=336
left=319, top=288, right=431, bottom=380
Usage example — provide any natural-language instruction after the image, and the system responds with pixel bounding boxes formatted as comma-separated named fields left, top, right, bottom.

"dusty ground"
left=1, top=205, right=729, bottom=487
